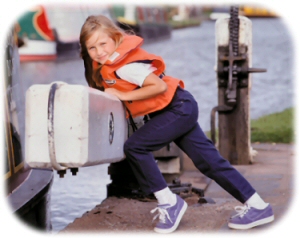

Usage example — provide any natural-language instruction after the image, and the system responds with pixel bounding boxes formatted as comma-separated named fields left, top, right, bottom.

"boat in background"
left=5, top=25, right=53, bottom=230
left=16, top=6, right=57, bottom=61
left=111, top=5, right=172, bottom=43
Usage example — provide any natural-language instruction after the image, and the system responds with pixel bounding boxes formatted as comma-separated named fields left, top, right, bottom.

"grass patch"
left=251, top=108, right=294, bottom=143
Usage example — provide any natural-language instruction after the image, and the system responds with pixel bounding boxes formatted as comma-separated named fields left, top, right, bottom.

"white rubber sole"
left=228, top=215, right=275, bottom=230
left=154, top=201, right=188, bottom=234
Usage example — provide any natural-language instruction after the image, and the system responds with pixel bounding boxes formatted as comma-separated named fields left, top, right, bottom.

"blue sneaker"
left=151, top=195, right=187, bottom=233
left=228, top=204, right=274, bottom=229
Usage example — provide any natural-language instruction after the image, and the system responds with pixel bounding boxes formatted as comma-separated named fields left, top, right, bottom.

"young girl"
left=79, top=15, right=274, bottom=233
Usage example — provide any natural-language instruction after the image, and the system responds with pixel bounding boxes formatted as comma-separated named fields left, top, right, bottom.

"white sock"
left=154, top=187, right=177, bottom=206
left=246, top=192, right=268, bottom=209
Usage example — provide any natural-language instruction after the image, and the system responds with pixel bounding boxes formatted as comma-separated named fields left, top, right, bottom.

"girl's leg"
left=175, top=123, right=274, bottom=230
left=174, top=122, right=256, bottom=203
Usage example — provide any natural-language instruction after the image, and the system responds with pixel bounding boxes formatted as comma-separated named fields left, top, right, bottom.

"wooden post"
left=215, top=16, right=253, bottom=165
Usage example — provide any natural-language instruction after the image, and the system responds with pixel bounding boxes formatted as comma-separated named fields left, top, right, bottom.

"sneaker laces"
left=151, top=206, right=173, bottom=224
left=231, top=204, right=251, bottom=218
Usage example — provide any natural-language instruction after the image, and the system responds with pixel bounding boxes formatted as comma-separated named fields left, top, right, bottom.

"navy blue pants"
left=124, top=87, right=256, bottom=203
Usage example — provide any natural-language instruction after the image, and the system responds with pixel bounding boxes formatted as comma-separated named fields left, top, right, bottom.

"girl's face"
left=86, top=30, right=116, bottom=64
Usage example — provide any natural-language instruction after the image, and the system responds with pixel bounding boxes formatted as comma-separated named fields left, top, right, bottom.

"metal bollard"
left=211, top=6, right=266, bottom=165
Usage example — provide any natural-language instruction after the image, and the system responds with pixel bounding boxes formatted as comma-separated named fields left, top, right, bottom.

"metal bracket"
left=217, top=44, right=266, bottom=92
left=47, top=83, right=67, bottom=174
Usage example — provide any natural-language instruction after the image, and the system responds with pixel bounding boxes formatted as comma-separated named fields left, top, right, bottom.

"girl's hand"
left=104, top=88, right=124, bottom=100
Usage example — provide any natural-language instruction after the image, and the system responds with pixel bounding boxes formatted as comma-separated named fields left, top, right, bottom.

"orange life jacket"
left=93, top=35, right=184, bottom=118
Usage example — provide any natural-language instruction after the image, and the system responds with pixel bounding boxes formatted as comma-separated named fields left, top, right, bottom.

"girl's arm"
left=105, top=73, right=167, bottom=101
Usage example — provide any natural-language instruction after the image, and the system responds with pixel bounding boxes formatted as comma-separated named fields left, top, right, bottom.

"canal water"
left=19, top=18, right=294, bottom=233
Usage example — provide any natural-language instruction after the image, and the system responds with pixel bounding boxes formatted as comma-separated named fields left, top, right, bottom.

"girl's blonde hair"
left=80, top=15, right=125, bottom=90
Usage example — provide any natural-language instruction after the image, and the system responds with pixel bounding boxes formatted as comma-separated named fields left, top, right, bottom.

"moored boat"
left=5, top=25, right=53, bottom=230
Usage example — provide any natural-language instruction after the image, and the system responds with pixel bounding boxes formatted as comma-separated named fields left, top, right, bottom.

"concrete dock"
left=60, top=143, right=294, bottom=235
